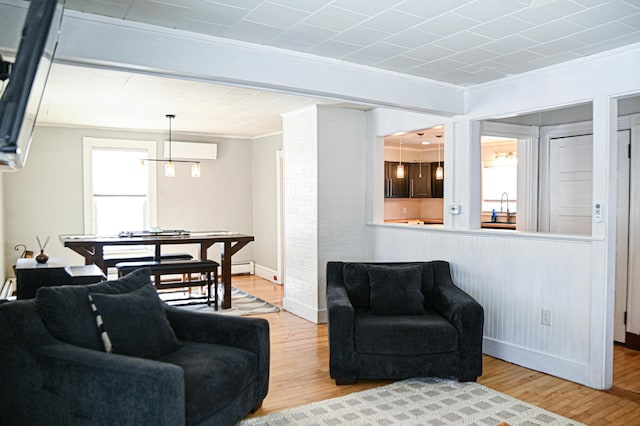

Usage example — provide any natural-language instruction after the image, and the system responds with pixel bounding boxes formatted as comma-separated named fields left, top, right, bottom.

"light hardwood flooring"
left=232, top=274, right=640, bottom=425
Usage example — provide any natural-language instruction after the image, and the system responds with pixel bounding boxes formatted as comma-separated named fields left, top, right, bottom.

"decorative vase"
left=35, top=250, right=49, bottom=264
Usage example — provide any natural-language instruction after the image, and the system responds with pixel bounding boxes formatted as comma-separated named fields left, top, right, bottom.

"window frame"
left=82, top=137, right=158, bottom=236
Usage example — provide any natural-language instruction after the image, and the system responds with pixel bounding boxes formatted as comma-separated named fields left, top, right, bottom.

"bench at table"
left=116, top=259, right=219, bottom=307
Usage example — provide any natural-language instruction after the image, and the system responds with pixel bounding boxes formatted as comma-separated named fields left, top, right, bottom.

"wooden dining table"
left=59, top=231, right=254, bottom=309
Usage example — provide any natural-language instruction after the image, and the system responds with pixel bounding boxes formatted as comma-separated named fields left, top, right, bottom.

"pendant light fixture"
left=141, top=114, right=201, bottom=178
left=397, top=138, right=405, bottom=178
left=435, top=135, right=444, bottom=180
left=417, top=132, right=424, bottom=178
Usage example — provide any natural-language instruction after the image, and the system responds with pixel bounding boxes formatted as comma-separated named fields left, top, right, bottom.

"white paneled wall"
left=282, top=105, right=367, bottom=323
left=367, top=224, right=594, bottom=385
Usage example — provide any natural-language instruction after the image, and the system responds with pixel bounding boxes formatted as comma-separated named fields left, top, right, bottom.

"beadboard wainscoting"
left=366, top=223, right=596, bottom=387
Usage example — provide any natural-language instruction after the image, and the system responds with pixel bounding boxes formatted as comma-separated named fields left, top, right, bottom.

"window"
left=481, top=136, right=517, bottom=216
left=83, top=138, right=157, bottom=236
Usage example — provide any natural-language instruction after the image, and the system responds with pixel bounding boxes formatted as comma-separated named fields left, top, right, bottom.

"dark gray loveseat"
left=327, top=260, right=483, bottom=384
left=0, top=268, right=269, bottom=426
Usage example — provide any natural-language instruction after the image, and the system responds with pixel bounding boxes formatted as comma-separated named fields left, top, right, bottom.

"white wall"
left=252, top=133, right=282, bottom=279
left=363, top=45, right=640, bottom=390
left=282, top=105, right=367, bottom=323
left=3, top=125, right=254, bottom=274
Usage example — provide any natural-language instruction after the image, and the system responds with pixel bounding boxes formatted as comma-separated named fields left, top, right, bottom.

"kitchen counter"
left=481, top=222, right=516, bottom=230
left=385, top=218, right=443, bottom=225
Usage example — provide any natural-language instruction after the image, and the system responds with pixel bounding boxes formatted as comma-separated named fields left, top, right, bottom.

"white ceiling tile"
left=395, top=0, right=468, bottom=20
left=520, top=19, right=585, bottom=43
left=243, top=2, right=310, bottom=29
left=150, top=0, right=196, bottom=8
left=566, top=0, right=640, bottom=28
left=331, top=0, right=401, bottom=16
left=181, top=18, right=230, bottom=36
left=65, top=0, right=130, bottom=18
left=454, top=0, right=528, bottom=23
left=184, top=2, right=249, bottom=26
left=572, top=0, right=613, bottom=7
left=621, top=13, right=640, bottom=29
left=340, top=52, right=380, bottom=66
left=276, top=23, right=338, bottom=45
left=206, top=0, right=262, bottom=9
left=434, top=31, right=492, bottom=51
left=469, top=15, right=534, bottom=40
left=334, top=26, right=390, bottom=46
left=482, top=34, right=536, bottom=54
left=302, top=6, right=368, bottom=32
left=268, top=0, right=328, bottom=13
left=405, top=44, right=457, bottom=61
left=529, top=51, right=582, bottom=67
left=375, top=55, right=424, bottom=71
left=224, top=20, right=283, bottom=43
left=417, top=13, right=481, bottom=36
left=308, top=39, right=362, bottom=57
left=528, top=37, right=585, bottom=56
left=447, top=47, right=500, bottom=65
left=269, top=38, right=315, bottom=51
left=492, top=49, right=544, bottom=66
left=384, top=29, right=440, bottom=49
left=362, top=9, right=424, bottom=33
left=354, top=42, right=407, bottom=60
left=513, top=1, right=586, bottom=25
left=571, top=21, right=637, bottom=44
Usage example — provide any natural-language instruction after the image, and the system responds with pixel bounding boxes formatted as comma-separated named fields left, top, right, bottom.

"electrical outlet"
left=541, top=309, right=552, bottom=326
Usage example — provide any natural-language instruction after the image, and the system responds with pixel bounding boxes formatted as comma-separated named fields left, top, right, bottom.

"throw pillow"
left=89, top=283, right=180, bottom=359
left=37, top=268, right=152, bottom=351
left=367, top=264, right=426, bottom=316
left=342, top=263, right=371, bottom=310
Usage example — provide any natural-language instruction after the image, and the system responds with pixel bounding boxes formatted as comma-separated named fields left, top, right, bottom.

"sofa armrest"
left=434, top=280, right=484, bottom=380
left=1, top=339, right=184, bottom=426
left=326, top=272, right=356, bottom=380
left=163, top=304, right=270, bottom=399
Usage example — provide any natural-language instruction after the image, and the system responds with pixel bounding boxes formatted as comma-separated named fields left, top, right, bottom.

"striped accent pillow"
left=88, top=294, right=112, bottom=353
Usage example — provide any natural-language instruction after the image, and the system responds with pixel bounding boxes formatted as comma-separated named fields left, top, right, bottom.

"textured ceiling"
left=65, top=0, right=640, bottom=86
left=9, top=0, right=640, bottom=137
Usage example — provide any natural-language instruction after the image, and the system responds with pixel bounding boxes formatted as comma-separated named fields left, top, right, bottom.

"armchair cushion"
left=36, top=268, right=151, bottom=351
left=343, top=263, right=371, bottom=310
left=368, top=264, right=425, bottom=316
left=90, top=283, right=180, bottom=359
left=158, top=341, right=259, bottom=425
left=355, top=311, right=458, bottom=355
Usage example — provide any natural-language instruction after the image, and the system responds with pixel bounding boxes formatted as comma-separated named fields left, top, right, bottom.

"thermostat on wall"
left=449, top=204, right=461, bottom=215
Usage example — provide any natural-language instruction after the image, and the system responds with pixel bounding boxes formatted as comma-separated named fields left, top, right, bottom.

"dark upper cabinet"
left=431, top=162, right=444, bottom=198
left=384, top=162, right=443, bottom=199
left=409, top=162, right=431, bottom=198
left=384, top=162, right=409, bottom=198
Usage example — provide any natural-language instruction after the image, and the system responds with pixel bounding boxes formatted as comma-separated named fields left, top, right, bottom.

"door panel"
left=549, top=135, right=593, bottom=235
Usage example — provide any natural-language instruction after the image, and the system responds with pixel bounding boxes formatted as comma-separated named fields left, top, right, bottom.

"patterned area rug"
left=173, top=287, right=280, bottom=316
left=240, top=378, right=583, bottom=425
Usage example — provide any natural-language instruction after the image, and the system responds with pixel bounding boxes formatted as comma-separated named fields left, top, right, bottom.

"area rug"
left=239, top=378, right=583, bottom=425
left=172, top=287, right=280, bottom=316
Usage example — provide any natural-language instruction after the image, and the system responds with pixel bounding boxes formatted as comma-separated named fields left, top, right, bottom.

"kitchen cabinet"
left=385, top=162, right=443, bottom=198
left=384, top=162, right=409, bottom=198
left=409, top=162, right=432, bottom=198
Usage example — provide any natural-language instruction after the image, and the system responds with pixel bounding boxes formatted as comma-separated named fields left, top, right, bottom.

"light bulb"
left=165, top=161, right=176, bottom=177
left=191, top=162, right=201, bottom=178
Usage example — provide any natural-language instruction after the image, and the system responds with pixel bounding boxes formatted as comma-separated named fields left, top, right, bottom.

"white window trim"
left=480, top=121, right=539, bottom=232
left=82, top=137, right=158, bottom=235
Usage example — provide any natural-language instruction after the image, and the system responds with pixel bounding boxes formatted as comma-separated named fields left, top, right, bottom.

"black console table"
left=15, top=258, right=106, bottom=299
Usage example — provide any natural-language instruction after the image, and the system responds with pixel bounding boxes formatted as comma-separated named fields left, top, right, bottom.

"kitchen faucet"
left=500, top=192, right=510, bottom=222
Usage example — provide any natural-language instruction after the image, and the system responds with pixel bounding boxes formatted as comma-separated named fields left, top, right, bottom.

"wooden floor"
left=233, top=274, right=640, bottom=425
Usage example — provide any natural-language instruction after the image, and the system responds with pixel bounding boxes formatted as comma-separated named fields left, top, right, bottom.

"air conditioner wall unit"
left=163, top=141, right=217, bottom=160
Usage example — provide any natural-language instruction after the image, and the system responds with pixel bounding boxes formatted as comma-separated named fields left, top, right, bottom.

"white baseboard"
left=229, top=261, right=254, bottom=275
left=254, top=264, right=282, bottom=284
left=483, top=337, right=591, bottom=388
left=283, top=297, right=327, bottom=324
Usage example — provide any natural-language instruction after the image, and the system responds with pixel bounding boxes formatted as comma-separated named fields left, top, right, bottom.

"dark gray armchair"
left=0, top=268, right=269, bottom=426
left=327, top=260, right=483, bottom=385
